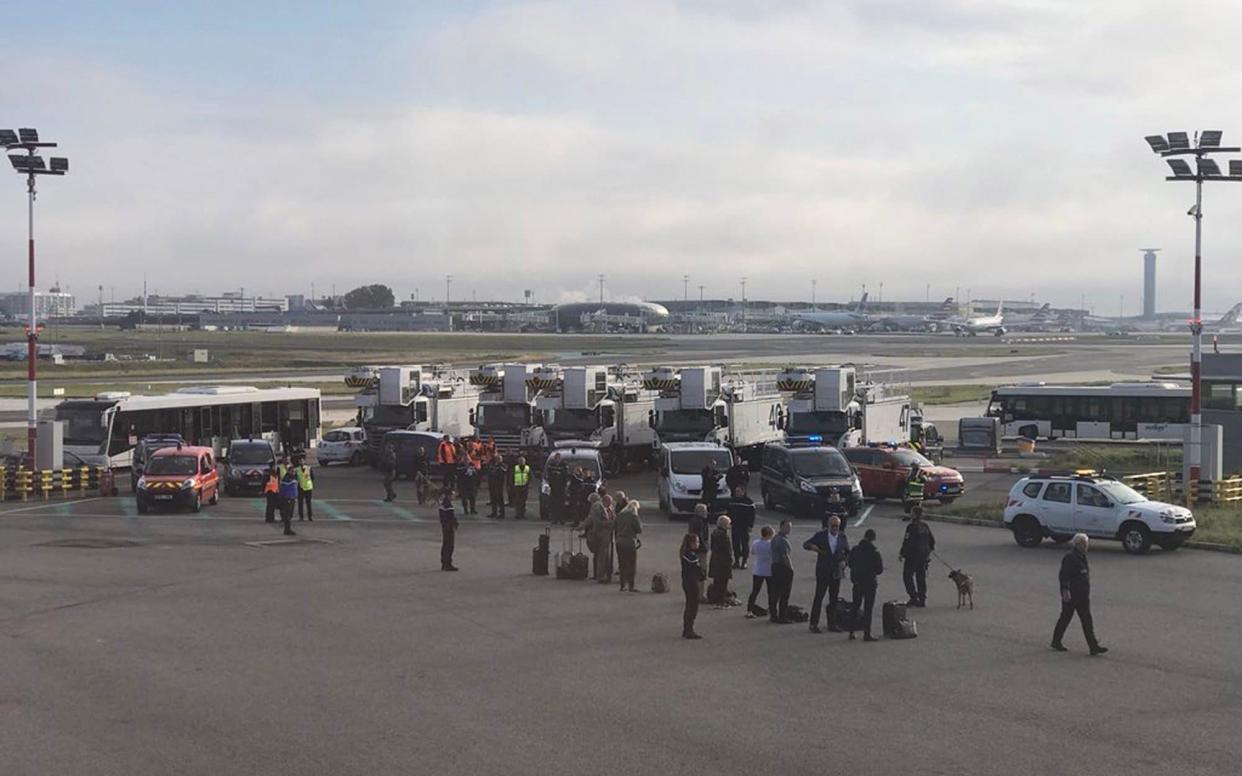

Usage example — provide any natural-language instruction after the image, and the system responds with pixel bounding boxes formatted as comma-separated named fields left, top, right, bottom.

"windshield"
left=1096, top=481, right=1147, bottom=505
left=229, top=444, right=273, bottom=465
left=323, top=430, right=350, bottom=443
left=786, top=411, right=849, bottom=436
left=547, top=408, right=597, bottom=433
left=891, top=449, right=933, bottom=467
left=55, top=403, right=110, bottom=448
left=477, top=404, right=530, bottom=431
left=145, top=456, right=198, bottom=476
left=559, top=457, right=603, bottom=480
left=670, top=449, right=732, bottom=475
left=369, top=404, right=416, bottom=427
left=657, top=409, right=714, bottom=434
left=791, top=450, right=852, bottom=478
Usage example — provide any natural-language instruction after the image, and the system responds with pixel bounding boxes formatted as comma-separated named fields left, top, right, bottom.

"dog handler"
left=1051, top=534, right=1107, bottom=655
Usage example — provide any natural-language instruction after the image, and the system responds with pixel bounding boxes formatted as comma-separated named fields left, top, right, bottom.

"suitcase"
left=892, top=618, right=918, bottom=639
left=554, top=528, right=576, bottom=579
left=568, top=546, right=590, bottom=580
left=882, top=601, right=907, bottom=638
left=532, top=528, right=551, bottom=576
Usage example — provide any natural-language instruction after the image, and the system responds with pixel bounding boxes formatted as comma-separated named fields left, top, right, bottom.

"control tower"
left=1141, top=248, right=1160, bottom=318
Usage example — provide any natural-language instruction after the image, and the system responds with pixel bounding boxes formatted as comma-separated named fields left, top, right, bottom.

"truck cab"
left=656, top=442, right=734, bottom=516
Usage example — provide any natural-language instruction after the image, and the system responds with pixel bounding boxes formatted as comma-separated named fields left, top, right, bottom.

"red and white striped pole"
left=26, top=170, right=37, bottom=467
left=1188, top=173, right=1203, bottom=504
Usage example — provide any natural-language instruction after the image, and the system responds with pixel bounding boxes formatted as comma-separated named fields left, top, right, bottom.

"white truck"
left=777, top=366, right=911, bottom=448
left=532, top=365, right=656, bottom=474
left=469, top=363, right=545, bottom=457
left=362, top=366, right=478, bottom=462
left=645, top=366, right=784, bottom=467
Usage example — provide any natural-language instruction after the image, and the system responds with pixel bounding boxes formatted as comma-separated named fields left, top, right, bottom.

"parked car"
left=655, top=442, right=734, bottom=516
left=539, top=446, right=605, bottom=520
left=222, top=438, right=277, bottom=496
left=1003, top=473, right=1195, bottom=554
left=841, top=445, right=965, bottom=504
left=317, top=426, right=367, bottom=466
left=760, top=443, right=862, bottom=518
left=135, top=445, right=220, bottom=513
left=130, top=433, right=186, bottom=491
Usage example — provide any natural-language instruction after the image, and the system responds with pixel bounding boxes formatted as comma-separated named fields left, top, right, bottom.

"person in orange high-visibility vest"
left=263, top=467, right=280, bottom=524
left=437, top=435, right=458, bottom=490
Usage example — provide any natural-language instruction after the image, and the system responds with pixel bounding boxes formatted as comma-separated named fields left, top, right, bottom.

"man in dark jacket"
left=725, top=461, right=750, bottom=496
left=458, top=458, right=479, bottom=515
left=899, top=507, right=935, bottom=607
left=545, top=453, right=567, bottom=523
left=804, top=515, right=851, bottom=633
left=769, top=520, right=795, bottom=623
left=726, top=487, right=756, bottom=569
left=486, top=454, right=507, bottom=519
left=1052, top=534, right=1107, bottom=655
left=381, top=445, right=398, bottom=502
left=847, top=528, right=883, bottom=641
left=700, top=461, right=720, bottom=512
left=707, top=516, right=734, bottom=606
left=439, top=488, right=459, bottom=572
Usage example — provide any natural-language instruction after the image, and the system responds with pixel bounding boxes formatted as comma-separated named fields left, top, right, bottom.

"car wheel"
left=136, top=499, right=148, bottom=515
left=1012, top=515, right=1043, bottom=548
left=938, top=497, right=956, bottom=506
left=190, top=492, right=201, bottom=513
left=1120, top=522, right=1152, bottom=555
left=762, top=487, right=774, bottom=510
left=209, top=487, right=219, bottom=505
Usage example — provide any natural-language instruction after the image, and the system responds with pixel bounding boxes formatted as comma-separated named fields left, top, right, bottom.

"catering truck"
left=776, top=366, right=911, bottom=448
left=532, top=365, right=656, bottom=474
left=644, top=366, right=784, bottom=467
left=361, top=366, right=477, bottom=463
left=469, top=363, right=545, bottom=457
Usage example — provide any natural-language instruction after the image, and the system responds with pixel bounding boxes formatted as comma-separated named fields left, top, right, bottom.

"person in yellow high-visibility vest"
left=295, top=461, right=314, bottom=521
left=511, top=455, right=531, bottom=520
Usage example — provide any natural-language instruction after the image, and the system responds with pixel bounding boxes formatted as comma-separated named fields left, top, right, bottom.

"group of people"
left=576, top=489, right=644, bottom=590
left=379, top=434, right=532, bottom=521
left=542, top=453, right=603, bottom=525
left=263, top=453, right=315, bottom=536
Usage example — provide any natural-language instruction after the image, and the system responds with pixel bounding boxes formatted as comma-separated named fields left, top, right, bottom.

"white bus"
left=53, top=386, right=322, bottom=469
left=985, top=382, right=1189, bottom=441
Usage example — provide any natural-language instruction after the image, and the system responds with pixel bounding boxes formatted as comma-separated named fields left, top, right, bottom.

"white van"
left=656, top=442, right=734, bottom=516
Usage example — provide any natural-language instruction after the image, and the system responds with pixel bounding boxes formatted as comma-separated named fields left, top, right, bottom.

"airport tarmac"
left=1, top=464, right=1237, bottom=776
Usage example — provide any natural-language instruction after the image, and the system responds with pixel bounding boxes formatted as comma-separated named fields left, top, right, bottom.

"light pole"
left=3, top=128, right=67, bottom=466
left=740, top=276, right=747, bottom=333
left=598, top=274, right=605, bottom=305
left=1145, top=130, right=1242, bottom=496
left=811, top=279, right=817, bottom=310
left=683, top=274, right=688, bottom=303
left=445, top=274, right=453, bottom=332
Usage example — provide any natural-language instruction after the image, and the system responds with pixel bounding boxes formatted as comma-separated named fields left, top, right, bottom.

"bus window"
left=1206, top=382, right=1234, bottom=410
left=261, top=402, right=278, bottom=433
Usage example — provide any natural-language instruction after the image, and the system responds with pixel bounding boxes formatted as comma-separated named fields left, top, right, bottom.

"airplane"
left=870, top=297, right=957, bottom=332
left=945, top=301, right=1006, bottom=336
left=1205, top=302, right=1242, bottom=333
left=1002, top=303, right=1055, bottom=331
left=789, top=292, right=871, bottom=331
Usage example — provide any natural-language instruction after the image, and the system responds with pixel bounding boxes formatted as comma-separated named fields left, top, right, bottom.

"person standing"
left=804, top=515, right=851, bottom=633
left=903, top=462, right=927, bottom=516
left=614, top=499, right=643, bottom=592
left=726, top=486, right=755, bottom=570
left=708, top=515, right=734, bottom=607
left=412, top=446, right=430, bottom=505
left=278, top=469, right=298, bottom=536
left=1052, top=534, right=1107, bottom=655
left=437, top=434, right=457, bottom=490
left=580, top=494, right=614, bottom=583
left=769, top=520, right=795, bottom=624
left=295, top=458, right=314, bottom=521
left=899, top=507, right=935, bottom=607
left=487, top=453, right=507, bottom=519
left=700, top=460, right=720, bottom=513
left=680, top=533, right=704, bottom=640
left=263, top=466, right=280, bottom=523
left=545, top=453, right=567, bottom=524
left=747, top=525, right=774, bottom=618
left=689, top=503, right=711, bottom=579
left=847, top=528, right=884, bottom=642
left=458, top=457, right=479, bottom=515
left=725, top=460, right=750, bottom=496
left=511, top=455, right=531, bottom=520
left=381, top=444, right=398, bottom=502
left=438, top=488, right=459, bottom=572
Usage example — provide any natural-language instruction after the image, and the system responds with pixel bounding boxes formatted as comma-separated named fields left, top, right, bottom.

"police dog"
left=948, top=569, right=975, bottom=609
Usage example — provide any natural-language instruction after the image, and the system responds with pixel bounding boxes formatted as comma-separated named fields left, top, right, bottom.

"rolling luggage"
left=555, top=528, right=590, bottom=580
left=533, top=528, right=550, bottom=576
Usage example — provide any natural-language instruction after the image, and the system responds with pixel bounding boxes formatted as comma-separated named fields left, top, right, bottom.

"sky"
left=3, top=0, right=1242, bottom=313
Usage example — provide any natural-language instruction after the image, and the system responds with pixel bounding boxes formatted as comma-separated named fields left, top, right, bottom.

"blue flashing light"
left=939, top=484, right=949, bottom=492
left=807, top=434, right=823, bottom=443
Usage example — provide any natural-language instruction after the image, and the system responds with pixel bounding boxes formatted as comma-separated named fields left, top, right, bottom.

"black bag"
left=786, top=604, right=810, bottom=623
left=882, top=601, right=907, bottom=638
left=533, top=528, right=551, bottom=576
left=826, top=597, right=851, bottom=630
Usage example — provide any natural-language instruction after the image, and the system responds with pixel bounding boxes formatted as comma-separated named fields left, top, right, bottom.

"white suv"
left=317, top=426, right=367, bottom=466
left=1003, top=474, right=1195, bottom=555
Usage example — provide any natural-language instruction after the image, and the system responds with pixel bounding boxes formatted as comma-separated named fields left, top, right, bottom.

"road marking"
left=852, top=505, right=873, bottom=528
left=377, top=501, right=422, bottom=521
left=0, top=496, right=104, bottom=516
left=317, top=500, right=352, bottom=521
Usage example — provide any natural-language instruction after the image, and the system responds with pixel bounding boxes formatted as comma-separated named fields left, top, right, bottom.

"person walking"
left=700, top=460, right=720, bottom=513
left=278, top=469, right=298, bottom=536
left=805, top=515, right=851, bottom=633
left=438, top=488, right=459, bottom=572
left=1052, top=534, right=1108, bottom=655
left=847, top=528, right=884, bottom=641
left=746, top=525, right=774, bottom=618
left=487, top=453, right=507, bottom=519
left=769, top=520, right=795, bottom=624
left=263, top=465, right=280, bottom=523
left=680, top=533, right=704, bottom=639
left=511, top=455, right=531, bottom=520
left=708, top=515, right=734, bottom=607
left=899, top=507, right=935, bottom=607
left=458, top=457, right=479, bottom=515
left=295, top=458, right=314, bottom=521
left=381, top=444, right=398, bottom=502
left=727, top=486, right=755, bottom=570
left=614, top=499, right=643, bottom=592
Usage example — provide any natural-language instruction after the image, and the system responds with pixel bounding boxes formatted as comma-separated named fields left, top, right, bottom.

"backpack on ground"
left=882, top=600, right=918, bottom=639
left=651, top=572, right=669, bottom=594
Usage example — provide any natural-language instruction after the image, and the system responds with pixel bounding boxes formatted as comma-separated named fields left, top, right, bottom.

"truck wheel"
left=1120, top=522, right=1152, bottom=555
left=1011, top=515, right=1043, bottom=548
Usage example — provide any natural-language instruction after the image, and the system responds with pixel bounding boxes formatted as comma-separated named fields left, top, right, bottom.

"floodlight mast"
left=1146, top=130, right=1242, bottom=502
left=3, top=129, right=66, bottom=466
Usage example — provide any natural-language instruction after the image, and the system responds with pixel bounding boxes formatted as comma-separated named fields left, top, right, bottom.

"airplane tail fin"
left=940, top=297, right=954, bottom=310
left=857, top=292, right=869, bottom=313
left=996, top=300, right=1004, bottom=317
left=1217, top=302, right=1242, bottom=325
left=1033, top=302, right=1050, bottom=319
